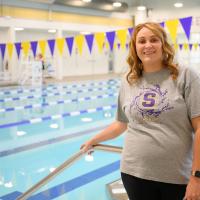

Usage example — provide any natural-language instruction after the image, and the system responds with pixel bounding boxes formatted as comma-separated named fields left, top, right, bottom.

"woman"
left=81, top=22, right=200, bottom=200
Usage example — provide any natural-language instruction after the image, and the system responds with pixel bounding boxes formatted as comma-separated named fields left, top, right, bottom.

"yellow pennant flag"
left=113, top=42, right=117, bottom=50
left=38, top=40, right=46, bottom=58
left=183, top=43, right=188, bottom=50
left=7, top=43, right=14, bottom=59
left=174, top=43, right=178, bottom=51
left=105, top=42, right=109, bottom=50
left=21, top=41, right=30, bottom=58
left=194, top=43, right=198, bottom=50
left=75, top=35, right=84, bottom=55
left=95, top=32, right=105, bottom=53
left=56, top=38, right=65, bottom=56
left=116, top=29, right=127, bottom=50
left=166, top=19, right=179, bottom=44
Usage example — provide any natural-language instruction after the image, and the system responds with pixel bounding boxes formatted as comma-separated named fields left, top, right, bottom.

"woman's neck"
left=143, top=62, right=163, bottom=73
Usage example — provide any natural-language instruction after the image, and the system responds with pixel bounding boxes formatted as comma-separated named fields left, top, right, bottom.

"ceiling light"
left=82, top=0, right=92, bottom=2
left=48, top=29, right=56, bottom=33
left=14, top=27, right=24, bottom=31
left=174, top=2, right=183, bottom=7
left=113, top=2, right=122, bottom=7
left=137, top=6, right=146, bottom=11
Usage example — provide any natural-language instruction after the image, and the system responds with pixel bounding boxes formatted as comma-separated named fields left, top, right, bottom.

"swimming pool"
left=0, top=78, right=124, bottom=200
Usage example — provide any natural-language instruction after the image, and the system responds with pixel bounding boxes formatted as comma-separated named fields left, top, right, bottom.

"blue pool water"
left=0, top=78, right=124, bottom=200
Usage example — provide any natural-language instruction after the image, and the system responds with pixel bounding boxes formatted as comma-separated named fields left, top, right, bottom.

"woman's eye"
left=151, top=38, right=159, bottom=42
left=138, top=40, right=146, bottom=44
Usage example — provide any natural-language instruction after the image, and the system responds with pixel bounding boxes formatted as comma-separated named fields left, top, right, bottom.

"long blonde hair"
left=126, top=22, right=178, bottom=84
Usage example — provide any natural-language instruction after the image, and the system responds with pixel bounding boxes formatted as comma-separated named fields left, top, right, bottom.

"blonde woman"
left=81, top=22, right=200, bottom=200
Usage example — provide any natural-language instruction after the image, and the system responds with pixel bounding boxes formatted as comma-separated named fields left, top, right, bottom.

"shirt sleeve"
left=184, top=70, right=200, bottom=119
left=115, top=80, right=129, bottom=123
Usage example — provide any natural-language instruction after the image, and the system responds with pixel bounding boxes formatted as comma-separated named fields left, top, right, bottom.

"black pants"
left=121, top=172, right=187, bottom=200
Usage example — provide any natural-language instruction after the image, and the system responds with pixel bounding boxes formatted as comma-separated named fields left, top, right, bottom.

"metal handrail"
left=17, top=144, right=122, bottom=200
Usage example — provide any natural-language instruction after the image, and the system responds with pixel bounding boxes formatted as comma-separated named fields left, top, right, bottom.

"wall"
left=0, top=4, right=200, bottom=81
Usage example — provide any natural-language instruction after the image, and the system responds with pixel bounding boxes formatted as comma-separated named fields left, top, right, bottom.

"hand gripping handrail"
left=16, top=144, right=122, bottom=200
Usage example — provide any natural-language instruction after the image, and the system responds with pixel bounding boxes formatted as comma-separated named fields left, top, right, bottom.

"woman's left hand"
left=184, top=176, right=200, bottom=200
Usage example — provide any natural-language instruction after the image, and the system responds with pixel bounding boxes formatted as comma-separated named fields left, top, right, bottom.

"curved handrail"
left=16, top=144, right=122, bottom=200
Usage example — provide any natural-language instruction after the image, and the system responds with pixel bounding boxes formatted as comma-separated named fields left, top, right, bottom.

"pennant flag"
left=179, top=44, right=183, bottom=50
left=39, top=40, right=46, bottom=58
left=117, top=43, right=120, bottom=49
left=0, top=43, right=6, bottom=60
left=47, top=39, right=55, bottom=57
left=95, top=32, right=105, bottom=53
left=179, top=16, right=192, bottom=40
left=189, top=44, right=193, bottom=51
left=165, top=19, right=179, bottom=43
left=56, top=38, right=65, bottom=56
left=116, top=29, right=127, bottom=50
left=173, top=43, right=178, bottom=51
left=113, top=42, right=117, bottom=50
left=126, top=43, right=129, bottom=50
left=85, top=34, right=94, bottom=54
left=183, top=43, right=188, bottom=50
left=7, top=43, right=14, bottom=59
left=105, top=42, right=109, bottom=50
left=128, top=27, right=134, bottom=37
left=65, top=37, right=74, bottom=55
left=159, top=22, right=165, bottom=28
left=106, top=31, right=116, bottom=51
left=21, top=42, right=30, bottom=57
left=30, top=41, right=38, bottom=58
left=15, top=42, right=21, bottom=59
left=75, top=35, right=84, bottom=55
left=194, top=43, right=198, bottom=50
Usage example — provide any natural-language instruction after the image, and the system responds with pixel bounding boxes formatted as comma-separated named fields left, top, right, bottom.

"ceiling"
left=23, top=0, right=200, bottom=12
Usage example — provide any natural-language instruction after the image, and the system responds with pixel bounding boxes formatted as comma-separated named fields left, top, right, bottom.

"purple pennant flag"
left=106, top=31, right=116, bottom=51
left=47, top=39, right=55, bottom=57
left=117, top=43, right=120, bottom=49
left=85, top=34, right=94, bottom=54
left=30, top=41, right=38, bottom=58
left=15, top=42, right=21, bottom=59
left=0, top=44, right=6, bottom=60
left=65, top=37, right=74, bottom=56
left=179, top=16, right=192, bottom=40
left=128, top=27, right=134, bottom=37
left=159, top=22, right=165, bottom=28
left=189, top=44, right=193, bottom=51
left=126, top=43, right=129, bottom=50
left=179, top=44, right=183, bottom=50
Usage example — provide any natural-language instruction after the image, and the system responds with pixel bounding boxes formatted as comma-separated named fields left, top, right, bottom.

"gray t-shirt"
left=116, top=66, right=200, bottom=184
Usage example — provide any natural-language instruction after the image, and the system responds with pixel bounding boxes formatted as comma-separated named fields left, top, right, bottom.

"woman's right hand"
left=80, top=139, right=95, bottom=153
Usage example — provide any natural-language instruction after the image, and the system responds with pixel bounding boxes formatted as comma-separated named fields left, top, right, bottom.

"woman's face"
left=136, top=27, right=163, bottom=67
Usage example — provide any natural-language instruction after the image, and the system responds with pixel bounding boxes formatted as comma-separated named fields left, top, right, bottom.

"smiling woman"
left=80, top=22, right=200, bottom=200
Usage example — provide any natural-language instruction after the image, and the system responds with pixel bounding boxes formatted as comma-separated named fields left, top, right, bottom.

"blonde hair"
left=126, top=22, right=178, bottom=84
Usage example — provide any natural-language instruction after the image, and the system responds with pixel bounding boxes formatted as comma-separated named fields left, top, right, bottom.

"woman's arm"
left=80, top=120, right=127, bottom=152
left=185, top=116, right=200, bottom=200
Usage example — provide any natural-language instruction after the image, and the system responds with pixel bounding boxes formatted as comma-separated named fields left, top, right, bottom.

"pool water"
left=0, top=78, right=124, bottom=200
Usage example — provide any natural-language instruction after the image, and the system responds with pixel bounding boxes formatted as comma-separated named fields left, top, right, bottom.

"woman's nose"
left=145, top=41, right=153, bottom=48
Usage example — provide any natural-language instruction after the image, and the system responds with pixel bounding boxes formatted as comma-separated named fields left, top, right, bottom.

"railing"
left=16, top=144, right=122, bottom=200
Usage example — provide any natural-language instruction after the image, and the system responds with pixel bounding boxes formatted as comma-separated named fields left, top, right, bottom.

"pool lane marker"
left=0, top=79, right=119, bottom=95
left=0, top=160, right=120, bottom=200
left=0, top=104, right=117, bottom=129
left=0, top=93, right=118, bottom=113
left=0, top=85, right=119, bottom=103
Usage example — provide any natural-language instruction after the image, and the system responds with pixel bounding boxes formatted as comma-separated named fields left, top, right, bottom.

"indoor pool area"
left=0, top=78, right=126, bottom=200
left=1, top=1, right=200, bottom=200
